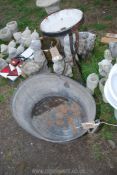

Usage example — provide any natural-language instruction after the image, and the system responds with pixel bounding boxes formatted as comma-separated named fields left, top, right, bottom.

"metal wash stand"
left=40, top=9, right=84, bottom=79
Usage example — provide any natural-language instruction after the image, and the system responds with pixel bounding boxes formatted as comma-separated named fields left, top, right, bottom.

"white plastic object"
left=30, top=40, right=41, bottom=51
left=107, top=64, right=117, bottom=102
left=17, top=45, right=25, bottom=55
left=0, top=27, right=12, bottom=42
left=86, top=73, right=99, bottom=94
left=104, top=65, right=117, bottom=120
left=104, top=80, right=117, bottom=110
left=104, top=49, right=113, bottom=62
left=6, top=21, right=18, bottom=34
left=104, top=79, right=117, bottom=120
left=20, top=48, right=34, bottom=59
left=31, top=30, right=39, bottom=40
left=99, top=78, right=108, bottom=103
left=8, top=40, right=16, bottom=48
left=8, top=47, right=17, bottom=58
left=13, top=32, right=22, bottom=43
left=1, top=44, right=8, bottom=54
left=98, top=59, right=113, bottom=77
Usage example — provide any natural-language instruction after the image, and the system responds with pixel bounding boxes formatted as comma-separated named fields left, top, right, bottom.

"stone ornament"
left=98, top=59, right=113, bottom=77
left=13, top=32, right=22, bottom=44
left=21, top=27, right=32, bottom=47
left=52, top=55, right=64, bottom=75
left=104, top=49, right=113, bottom=61
left=30, top=39, right=41, bottom=51
left=109, top=42, right=117, bottom=58
left=99, top=78, right=108, bottom=103
left=6, top=21, right=18, bottom=34
left=17, top=45, right=25, bottom=55
left=86, top=73, right=99, bottom=94
left=21, top=60, right=41, bottom=76
left=78, top=32, right=96, bottom=58
left=64, top=63, right=73, bottom=77
left=0, top=58, right=8, bottom=70
left=34, top=50, right=46, bottom=66
left=0, top=27, right=12, bottom=42
left=31, top=30, right=40, bottom=40
left=8, top=40, right=16, bottom=48
left=8, top=47, right=17, bottom=59
left=1, top=44, right=8, bottom=54
left=22, top=27, right=31, bottom=37
left=36, top=0, right=60, bottom=14
left=50, top=46, right=64, bottom=75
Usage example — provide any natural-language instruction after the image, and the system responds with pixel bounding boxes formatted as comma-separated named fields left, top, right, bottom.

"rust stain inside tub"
left=32, top=96, right=86, bottom=140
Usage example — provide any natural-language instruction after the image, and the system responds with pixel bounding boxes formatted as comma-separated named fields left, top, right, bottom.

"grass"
left=92, top=144, right=102, bottom=160
left=0, top=94, right=5, bottom=103
left=0, top=0, right=46, bottom=30
left=0, top=0, right=117, bottom=142
left=0, top=78, right=8, bottom=87
left=104, top=15, right=113, bottom=21
left=94, top=0, right=102, bottom=6
left=90, top=24, right=108, bottom=31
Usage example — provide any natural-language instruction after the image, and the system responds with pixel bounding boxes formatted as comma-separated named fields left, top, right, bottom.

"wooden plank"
left=50, top=46, right=61, bottom=58
left=106, top=33, right=117, bottom=39
left=101, top=37, right=117, bottom=44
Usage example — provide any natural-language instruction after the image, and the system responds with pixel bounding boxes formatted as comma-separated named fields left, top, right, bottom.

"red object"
left=17, top=60, right=24, bottom=68
left=0, top=66, right=10, bottom=73
left=8, top=68, right=18, bottom=76
left=10, top=58, right=20, bottom=66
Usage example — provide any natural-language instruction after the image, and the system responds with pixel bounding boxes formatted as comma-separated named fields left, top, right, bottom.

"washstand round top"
left=40, top=9, right=83, bottom=37
left=36, top=0, right=60, bottom=7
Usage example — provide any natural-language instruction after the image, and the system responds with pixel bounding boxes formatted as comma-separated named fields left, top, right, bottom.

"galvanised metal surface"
left=12, top=74, right=96, bottom=143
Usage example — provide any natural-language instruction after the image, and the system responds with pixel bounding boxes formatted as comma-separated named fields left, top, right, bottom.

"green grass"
left=81, top=39, right=107, bottom=80
left=78, top=4, right=89, bottom=12
left=0, top=94, right=5, bottom=103
left=94, top=0, right=102, bottom=6
left=104, top=15, right=113, bottom=21
left=91, top=23, right=108, bottom=31
left=92, top=144, right=102, bottom=160
left=101, top=128, right=113, bottom=140
left=0, top=78, right=8, bottom=87
left=0, top=0, right=47, bottom=30
left=94, top=0, right=114, bottom=6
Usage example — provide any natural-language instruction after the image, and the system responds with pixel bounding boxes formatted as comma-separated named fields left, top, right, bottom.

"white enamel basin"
left=40, top=9, right=83, bottom=34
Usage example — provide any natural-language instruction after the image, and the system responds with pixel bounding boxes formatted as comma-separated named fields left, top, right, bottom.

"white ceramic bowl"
left=108, top=64, right=117, bottom=102
left=104, top=79, right=117, bottom=110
